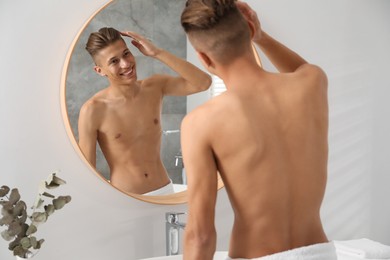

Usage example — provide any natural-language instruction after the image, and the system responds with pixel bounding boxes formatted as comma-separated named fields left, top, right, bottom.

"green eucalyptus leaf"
left=0, top=214, right=14, bottom=226
left=1, top=230, right=14, bottom=241
left=0, top=185, right=10, bottom=197
left=46, top=173, right=66, bottom=189
left=45, top=173, right=57, bottom=187
left=18, top=223, right=29, bottom=237
left=13, top=200, right=27, bottom=217
left=52, top=175, right=67, bottom=185
left=26, top=224, right=37, bottom=236
left=0, top=200, right=9, bottom=206
left=31, top=212, right=47, bottom=225
left=30, top=236, right=38, bottom=249
left=32, top=196, right=45, bottom=210
left=1, top=203, right=12, bottom=216
left=13, top=245, right=28, bottom=257
left=36, top=238, right=45, bottom=249
left=19, top=210, right=28, bottom=224
left=8, top=189, right=20, bottom=205
left=44, top=204, right=55, bottom=216
left=20, top=237, right=31, bottom=249
left=53, top=196, right=71, bottom=210
left=8, top=236, right=22, bottom=250
left=8, top=221, right=23, bottom=236
left=64, top=195, right=72, bottom=203
left=41, top=192, right=55, bottom=198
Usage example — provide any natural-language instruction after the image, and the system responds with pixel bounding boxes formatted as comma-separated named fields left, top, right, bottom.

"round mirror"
left=61, top=0, right=260, bottom=204
left=61, top=0, right=219, bottom=203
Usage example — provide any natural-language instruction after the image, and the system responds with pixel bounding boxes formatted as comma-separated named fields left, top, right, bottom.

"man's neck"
left=218, top=53, right=266, bottom=92
left=107, top=81, right=140, bottom=99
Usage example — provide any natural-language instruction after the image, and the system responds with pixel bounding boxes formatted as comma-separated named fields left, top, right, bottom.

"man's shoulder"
left=142, top=74, right=168, bottom=87
left=275, top=64, right=328, bottom=94
left=81, top=96, right=103, bottom=108
left=80, top=94, right=106, bottom=117
left=182, top=95, right=229, bottom=130
left=182, top=102, right=209, bottom=128
left=295, top=64, right=328, bottom=86
left=181, top=104, right=212, bottom=145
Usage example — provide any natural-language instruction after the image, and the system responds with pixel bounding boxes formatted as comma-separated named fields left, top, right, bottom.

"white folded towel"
left=334, top=238, right=390, bottom=259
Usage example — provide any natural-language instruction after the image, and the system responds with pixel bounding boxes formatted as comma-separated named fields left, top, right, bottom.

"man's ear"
left=197, top=51, right=215, bottom=70
left=247, top=20, right=256, bottom=40
left=94, top=65, right=106, bottom=77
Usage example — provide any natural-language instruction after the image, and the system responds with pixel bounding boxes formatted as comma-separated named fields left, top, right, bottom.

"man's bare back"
left=181, top=1, right=331, bottom=259
left=182, top=65, right=329, bottom=258
left=209, top=66, right=327, bottom=258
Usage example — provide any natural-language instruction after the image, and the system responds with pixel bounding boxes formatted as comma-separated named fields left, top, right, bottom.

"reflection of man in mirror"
left=78, top=27, right=211, bottom=195
left=181, top=0, right=335, bottom=259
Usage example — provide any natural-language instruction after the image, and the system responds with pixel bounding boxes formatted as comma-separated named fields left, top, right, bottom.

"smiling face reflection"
left=93, top=40, right=137, bottom=84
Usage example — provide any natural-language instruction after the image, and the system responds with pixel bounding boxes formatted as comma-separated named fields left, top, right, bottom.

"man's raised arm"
left=121, top=31, right=212, bottom=96
left=237, top=2, right=308, bottom=73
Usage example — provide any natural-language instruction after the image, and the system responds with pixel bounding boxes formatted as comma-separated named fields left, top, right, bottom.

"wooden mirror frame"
left=60, top=0, right=260, bottom=205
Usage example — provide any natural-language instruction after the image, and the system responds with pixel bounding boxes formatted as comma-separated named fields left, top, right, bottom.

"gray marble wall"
left=65, top=0, right=187, bottom=183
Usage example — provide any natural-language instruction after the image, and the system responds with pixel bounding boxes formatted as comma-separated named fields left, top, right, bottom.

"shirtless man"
left=181, top=1, right=335, bottom=259
left=79, top=28, right=211, bottom=195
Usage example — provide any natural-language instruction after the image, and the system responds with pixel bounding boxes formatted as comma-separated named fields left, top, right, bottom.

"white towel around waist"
left=143, top=180, right=174, bottom=196
left=226, top=242, right=337, bottom=260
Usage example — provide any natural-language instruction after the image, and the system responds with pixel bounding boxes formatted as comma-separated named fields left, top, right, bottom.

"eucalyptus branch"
left=0, top=172, right=71, bottom=258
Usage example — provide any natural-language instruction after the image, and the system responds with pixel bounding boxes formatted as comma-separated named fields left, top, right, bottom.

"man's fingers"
left=237, top=1, right=260, bottom=29
left=131, top=39, right=143, bottom=49
left=121, top=31, right=141, bottom=43
left=236, top=2, right=251, bottom=15
left=236, top=1, right=256, bottom=21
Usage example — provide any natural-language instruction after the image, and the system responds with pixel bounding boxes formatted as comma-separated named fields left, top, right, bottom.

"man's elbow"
left=197, top=74, right=212, bottom=91
left=204, top=74, right=212, bottom=90
left=185, top=227, right=216, bottom=252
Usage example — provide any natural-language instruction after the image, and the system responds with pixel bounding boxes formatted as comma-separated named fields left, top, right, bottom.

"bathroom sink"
left=139, top=251, right=228, bottom=260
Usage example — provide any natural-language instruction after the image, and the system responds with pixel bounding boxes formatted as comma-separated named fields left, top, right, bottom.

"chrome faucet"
left=175, top=150, right=183, bottom=167
left=161, top=130, right=183, bottom=167
left=163, top=129, right=180, bottom=135
left=166, top=212, right=186, bottom=256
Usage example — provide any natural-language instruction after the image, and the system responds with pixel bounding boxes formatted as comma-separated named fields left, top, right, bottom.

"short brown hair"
left=181, top=0, right=250, bottom=63
left=85, top=27, right=123, bottom=61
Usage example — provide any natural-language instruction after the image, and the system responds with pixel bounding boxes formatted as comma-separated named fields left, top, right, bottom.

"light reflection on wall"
left=323, top=92, right=373, bottom=238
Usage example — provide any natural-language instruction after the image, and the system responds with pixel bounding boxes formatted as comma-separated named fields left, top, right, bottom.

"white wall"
left=0, top=1, right=389, bottom=260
